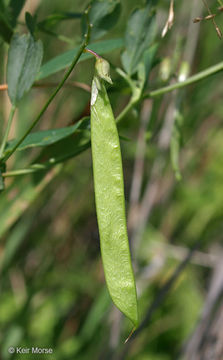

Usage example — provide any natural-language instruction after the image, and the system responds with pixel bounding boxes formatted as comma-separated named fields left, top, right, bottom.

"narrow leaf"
left=3, top=117, right=90, bottom=156
left=25, top=12, right=37, bottom=36
left=121, top=2, right=156, bottom=75
left=142, top=43, right=158, bottom=85
left=0, top=12, right=13, bottom=43
left=82, top=0, right=121, bottom=40
left=37, top=38, right=123, bottom=80
left=7, top=33, right=43, bottom=105
left=32, top=141, right=90, bottom=171
left=37, top=12, right=82, bottom=29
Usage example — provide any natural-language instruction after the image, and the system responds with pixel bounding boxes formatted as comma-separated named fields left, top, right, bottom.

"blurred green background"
left=0, top=0, right=223, bottom=359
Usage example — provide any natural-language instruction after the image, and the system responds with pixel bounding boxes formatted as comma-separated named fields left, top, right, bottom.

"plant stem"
left=115, top=68, right=141, bottom=123
left=117, top=60, right=223, bottom=121
left=145, top=60, right=223, bottom=98
left=3, top=23, right=91, bottom=162
left=116, top=67, right=135, bottom=91
left=116, top=60, right=223, bottom=123
left=0, top=105, right=16, bottom=159
left=116, top=98, right=136, bottom=124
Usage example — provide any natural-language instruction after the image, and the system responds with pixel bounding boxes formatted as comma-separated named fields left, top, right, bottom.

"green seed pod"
left=90, top=58, right=139, bottom=328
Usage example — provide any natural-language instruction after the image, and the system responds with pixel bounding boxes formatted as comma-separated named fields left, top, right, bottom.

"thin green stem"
left=115, top=68, right=142, bottom=123
left=3, top=22, right=91, bottom=162
left=145, top=60, right=223, bottom=98
left=116, top=98, right=136, bottom=124
left=0, top=105, right=16, bottom=159
left=117, top=60, right=223, bottom=123
left=116, top=68, right=135, bottom=92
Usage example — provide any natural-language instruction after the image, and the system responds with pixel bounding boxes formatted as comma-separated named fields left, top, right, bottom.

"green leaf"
left=33, top=141, right=90, bottom=171
left=0, top=0, right=26, bottom=42
left=37, top=38, right=124, bottom=80
left=82, top=0, right=121, bottom=41
left=6, top=33, right=43, bottom=105
left=4, top=117, right=90, bottom=156
left=141, top=43, right=158, bottom=85
left=20, top=131, right=91, bottom=175
left=135, top=43, right=158, bottom=96
left=37, top=12, right=82, bottom=29
left=121, top=2, right=156, bottom=75
left=9, top=140, right=91, bottom=176
left=38, top=124, right=91, bottom=162
left=8, top=0, right=27, bottom=27
left=0, top=11, right=13, bottom=43
left=25, top=12, right=37, bottom=36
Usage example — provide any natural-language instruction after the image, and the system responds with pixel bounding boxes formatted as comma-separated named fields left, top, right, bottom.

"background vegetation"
left=0, top=0, right=223, bottom=359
